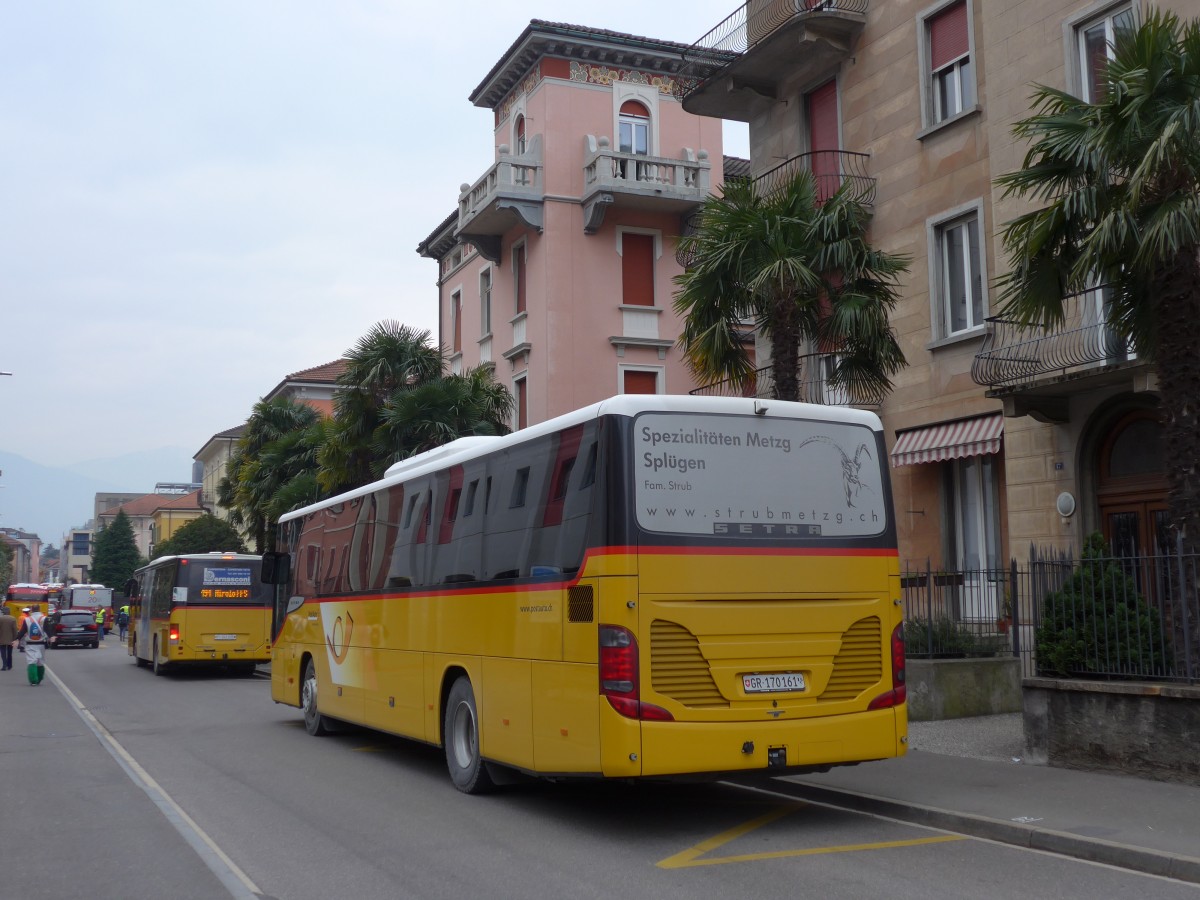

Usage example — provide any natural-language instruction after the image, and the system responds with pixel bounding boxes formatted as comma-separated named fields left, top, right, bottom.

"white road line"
left=49, top=668, right=263, bottom=900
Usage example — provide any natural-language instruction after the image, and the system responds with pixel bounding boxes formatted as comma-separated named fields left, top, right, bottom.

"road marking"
left=48, top=669, right=263, bottom=900
left=657, top=804, right=965, bottom=869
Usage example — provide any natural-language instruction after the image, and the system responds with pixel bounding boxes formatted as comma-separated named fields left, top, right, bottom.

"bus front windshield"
left=176, top=559, right=269, bottom=606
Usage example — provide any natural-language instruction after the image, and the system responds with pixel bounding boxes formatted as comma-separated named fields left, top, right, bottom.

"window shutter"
left=619, top=100, right=649, bottom=117
left=623, top=370, right=658, bottom=394
left=621, top=234, right=655, bottom=306
left=929, top=1, right=968, bottom=70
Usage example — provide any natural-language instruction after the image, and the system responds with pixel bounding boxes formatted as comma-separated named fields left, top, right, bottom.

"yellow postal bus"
left=127, top=552, right=272, bottom=676
left=265, top=395, right=906, bottom=792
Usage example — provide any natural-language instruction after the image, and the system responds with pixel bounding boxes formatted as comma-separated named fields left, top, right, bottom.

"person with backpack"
left=17, top=606, right=47, bottom=685
left=117, top=608, right=129, bottom=641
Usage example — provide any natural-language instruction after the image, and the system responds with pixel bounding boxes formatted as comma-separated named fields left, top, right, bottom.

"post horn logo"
left=325, top=610, right=355, bottom=665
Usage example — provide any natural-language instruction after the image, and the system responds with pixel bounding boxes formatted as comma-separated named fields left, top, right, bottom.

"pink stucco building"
left=418, top=20, right=733, bottom=429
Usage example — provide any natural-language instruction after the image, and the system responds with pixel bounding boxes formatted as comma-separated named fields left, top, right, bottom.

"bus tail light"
left=169, top=625, right=180, bottom=644
left=868, top=622, right=907, bottom=710
left=599, top=625, right=673, bottom=722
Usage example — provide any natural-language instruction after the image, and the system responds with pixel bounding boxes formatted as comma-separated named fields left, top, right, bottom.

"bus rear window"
left=633, top=411, right=888, bottom=539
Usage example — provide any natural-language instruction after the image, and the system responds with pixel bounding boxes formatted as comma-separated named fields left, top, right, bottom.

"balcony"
left=677, top=0, right=868, bottom=122
left=676, top=150, right=874, bottom=267
left=689, top=356, right=885, bottom=407
left=456, top=135, right=544, bottom=263
left=971, top=288, right=1149, bottom=423
left=582, top=136, right=711, bottom=234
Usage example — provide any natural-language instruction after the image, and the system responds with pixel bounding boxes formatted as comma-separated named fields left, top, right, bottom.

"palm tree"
left=319, top=321, right=444, bottom=492
left=673, top=169, right=909, bottom=402
left=219, top=397, right=321, bottom=551
left=375, top=367, right=514, bottom=464
left=319, top=321, right=513, bottom=491
left=995, top=9, right=1200, bottom=542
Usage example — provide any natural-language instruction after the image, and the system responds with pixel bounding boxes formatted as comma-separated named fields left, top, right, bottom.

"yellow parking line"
left=657, top=805, right=965, bottom=869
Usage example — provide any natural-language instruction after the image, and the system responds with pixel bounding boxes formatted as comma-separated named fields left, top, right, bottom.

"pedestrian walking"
left=94, top=606, right=106, bottom=641
left=16, top=607, right=47, bottom=685
left=117, top=608, right=129, bottom=641
left=0, top=605, right=17, bottom=671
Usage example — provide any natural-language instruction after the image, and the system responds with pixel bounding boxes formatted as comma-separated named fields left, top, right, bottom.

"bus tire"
left=152, top=637, right=165, bottom=677
left=302, top=659, right=334, bottom=736
left=444, top=677, right=494, bottom=795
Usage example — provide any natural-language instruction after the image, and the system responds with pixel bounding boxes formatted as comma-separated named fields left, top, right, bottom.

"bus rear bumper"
left=632, top=707, right=906, bottom=778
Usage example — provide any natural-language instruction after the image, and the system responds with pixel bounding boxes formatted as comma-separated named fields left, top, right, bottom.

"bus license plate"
left=743, top=673, right=805, bottom=693
left=214, top=634, right=238, bottom=641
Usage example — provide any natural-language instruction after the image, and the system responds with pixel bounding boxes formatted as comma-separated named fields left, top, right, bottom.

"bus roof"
left=278, top=394, right=884, bottom=525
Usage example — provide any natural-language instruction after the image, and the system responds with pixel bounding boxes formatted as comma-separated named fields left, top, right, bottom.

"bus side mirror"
left=261, top=552, right=291, bottom=585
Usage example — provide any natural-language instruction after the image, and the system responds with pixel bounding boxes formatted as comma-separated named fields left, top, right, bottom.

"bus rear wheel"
left=302, top=659, right=334, bottom=736
left=444, top=677, right=494, bottom=795
left=152, top=637, right=165, bottom=677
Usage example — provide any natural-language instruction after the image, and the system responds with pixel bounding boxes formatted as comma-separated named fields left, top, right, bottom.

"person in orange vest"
left=17, top=607, right=47, bottom=685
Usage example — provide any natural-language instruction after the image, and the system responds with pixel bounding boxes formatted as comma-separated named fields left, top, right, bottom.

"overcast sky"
left=0, top=1, right=748, bottom=471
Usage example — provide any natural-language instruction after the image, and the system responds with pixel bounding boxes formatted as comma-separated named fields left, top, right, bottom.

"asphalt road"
left=11, top=642, right=1199, bottom=900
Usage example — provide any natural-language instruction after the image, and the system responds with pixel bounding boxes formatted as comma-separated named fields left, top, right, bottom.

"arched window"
left=514, top=115, right=527, bottom=155
left=618, top=101, right=649, bottom=156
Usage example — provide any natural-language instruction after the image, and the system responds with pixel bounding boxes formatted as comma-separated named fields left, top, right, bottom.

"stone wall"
left=907, top=657, right=1023, bottom=721
left=1023, top=678, right=1200, bottom=785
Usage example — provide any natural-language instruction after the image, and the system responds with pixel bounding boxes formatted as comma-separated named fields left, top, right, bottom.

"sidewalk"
left=763, top=713, right=1200, bottom=884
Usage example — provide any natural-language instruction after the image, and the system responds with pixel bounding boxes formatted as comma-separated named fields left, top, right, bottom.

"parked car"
left=46, top=610, right=101, bottom=649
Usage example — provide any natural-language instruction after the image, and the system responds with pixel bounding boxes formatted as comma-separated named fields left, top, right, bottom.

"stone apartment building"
left=417, top=20, right=730, bottom=425
left=674, top=0, right=1178, bottom=590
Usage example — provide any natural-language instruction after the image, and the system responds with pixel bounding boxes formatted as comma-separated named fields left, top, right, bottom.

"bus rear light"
left=169, top=626, right=180, bottom=644
left=599, top=625, right=674, bottom=722
left=868, top=622, right=907, bottom=710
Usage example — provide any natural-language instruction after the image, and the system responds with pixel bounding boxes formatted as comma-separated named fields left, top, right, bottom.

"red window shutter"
left=621, top=233, right=655, bottom=306
left=451, top=294, right=461, bottom=353
left=929, top=1, right=968, bottom=70
left=619, top=100, right=649, bottom=117
left=806, top=80, right=839, bottom=202
left=623, top=370, right=658, bottom=394
left=517, top=379, right=527, bottom=430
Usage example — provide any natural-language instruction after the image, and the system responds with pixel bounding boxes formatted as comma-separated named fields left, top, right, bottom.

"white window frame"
left=512, top=374, right=527, bottom=431
left=916, top=0, right=978, bottom=133
left=479, top=267, right=493, bottom=337
left=612, top=82, right=660, bottom=157
left=1065, top=2, right=1135, bottom=102
left=927, top=201, right=988, bottom=341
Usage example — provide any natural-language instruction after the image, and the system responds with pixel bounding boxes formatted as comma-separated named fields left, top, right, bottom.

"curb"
left=766, top=781, right=1200, bottom=885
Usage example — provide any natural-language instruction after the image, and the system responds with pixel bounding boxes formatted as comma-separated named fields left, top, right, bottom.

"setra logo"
left=325, top=610, right=355, bottom=665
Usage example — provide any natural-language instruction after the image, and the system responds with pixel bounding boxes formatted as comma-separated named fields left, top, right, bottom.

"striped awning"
left=890, top=414, right=1004, bottom=467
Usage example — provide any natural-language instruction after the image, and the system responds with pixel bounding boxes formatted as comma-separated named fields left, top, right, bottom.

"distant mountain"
left=0, top=447, right=195, bottom=545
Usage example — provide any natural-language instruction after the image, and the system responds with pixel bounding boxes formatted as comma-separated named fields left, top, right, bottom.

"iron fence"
left=902, top=541, right=1200, bottom=684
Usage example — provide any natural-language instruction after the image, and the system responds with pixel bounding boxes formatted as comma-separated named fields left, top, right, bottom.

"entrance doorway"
left=1095, top=409, right=1168, bottom=555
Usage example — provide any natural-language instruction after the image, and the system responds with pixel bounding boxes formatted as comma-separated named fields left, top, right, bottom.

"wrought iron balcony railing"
left=689, top=357, right=885, bottom=407
left=675, top=150, right=874, bottom=267
left=676, top=0, right=869, bottom=105
left=971, top=287, right=1138, bottom=390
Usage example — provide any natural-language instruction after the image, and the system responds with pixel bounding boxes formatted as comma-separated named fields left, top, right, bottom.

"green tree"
left=90, top=510, right=144, bottom=588
left=153, top=514, right=246, bottom=557
left=673, top=170, right=909, bottom=401
left=0, top=540, right=13, bottom=593
left=995, top=10, right=1200, bottom=540
left=319, top=321, right=511, bottom=490
left=1036, top=534, right=1169, bottom=677
left=219, top=397, right=322, bottom=552
left=318, top=320, right=444, bottom=492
